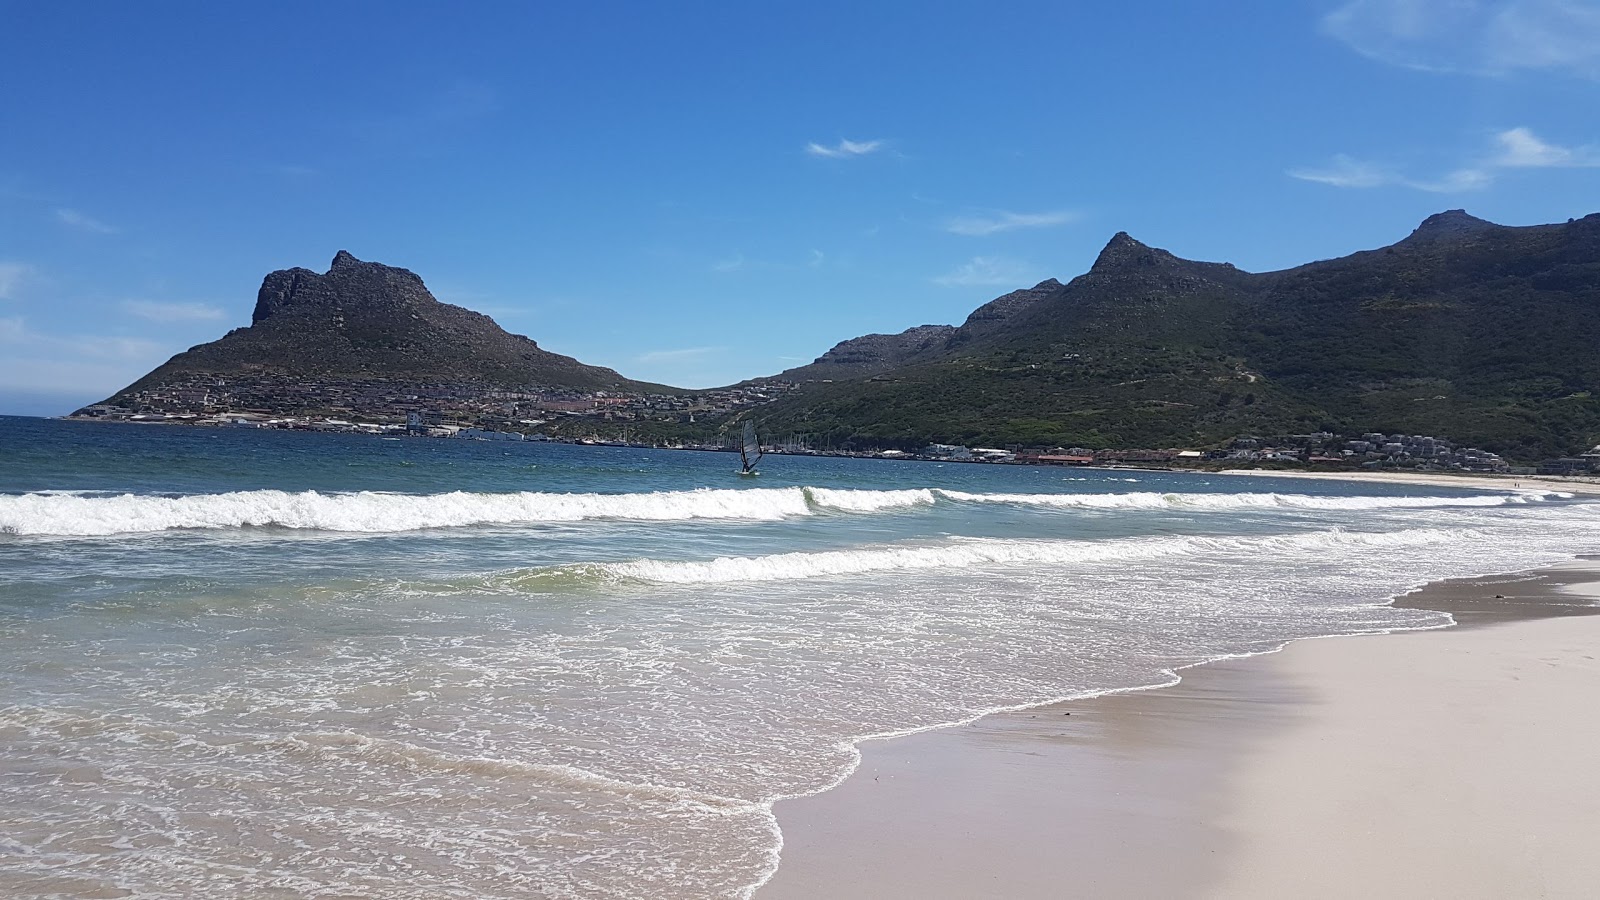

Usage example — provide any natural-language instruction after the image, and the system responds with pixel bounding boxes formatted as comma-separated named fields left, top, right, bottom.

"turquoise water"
left=3, top=416, right=1597, bottom=898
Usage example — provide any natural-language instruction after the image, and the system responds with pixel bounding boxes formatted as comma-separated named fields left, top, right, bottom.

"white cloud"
left=55, top=208, right=118, bottom=234
left=1288, top=154, right=1394, bottom=188
left=0, top=262, right=33, bottom=300
left=1291, top=156, right=1491, bottom=193
left=932, top=256, right=1039, bottom=288
left=122, top=300, right=227, bottom=322
left=711, top=254, right=745, bottom=273
left=1492, top=126, right=1600, bottom=166
left=1322, top=0, right=1600, bottom=77
left=635, top=346, right=726, bottom=364
left=1290, top=127, right=1594, bottom=192
left=0, top=315, right=170, bottom=396
left=1406, top=167, right=1495, bottom=192
left=944, top=209, right=1080, bottom=236
left=805, top=138, right=884, bottom=158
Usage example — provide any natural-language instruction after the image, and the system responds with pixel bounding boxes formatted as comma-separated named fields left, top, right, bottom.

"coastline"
left=1218, top=466, right=1600, bottom=496
left=756, top=558, right=1600, bottom=899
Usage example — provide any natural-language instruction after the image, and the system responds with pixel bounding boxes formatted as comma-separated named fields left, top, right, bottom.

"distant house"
left=1033, top=454, right=1095, bottom=466
left=1538, top=458, right=1597, bottom=476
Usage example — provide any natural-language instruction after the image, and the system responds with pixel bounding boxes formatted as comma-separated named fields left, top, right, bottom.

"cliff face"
left=107, top=252, right=668, bottom=400
left=250, top=250, right=435, bottom=324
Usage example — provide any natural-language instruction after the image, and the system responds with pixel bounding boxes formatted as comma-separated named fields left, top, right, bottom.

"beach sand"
left=1217, top=467, right=1600, bottom=497
left=757, top=561, right=1600, bottom=899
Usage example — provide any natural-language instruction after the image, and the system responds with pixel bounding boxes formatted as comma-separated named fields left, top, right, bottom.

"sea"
left=3, top=415, right=1598, bottom=899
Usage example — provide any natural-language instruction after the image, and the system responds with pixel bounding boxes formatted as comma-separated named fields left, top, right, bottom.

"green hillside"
left=748, top=211, right=1600, bottom=461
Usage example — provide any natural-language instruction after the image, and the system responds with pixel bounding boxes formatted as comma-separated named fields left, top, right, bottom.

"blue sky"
left=3, top=1, right=1598, bottom=414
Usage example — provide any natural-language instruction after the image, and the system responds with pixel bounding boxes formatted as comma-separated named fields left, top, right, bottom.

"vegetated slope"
left=750, top=211, right=1600, bottom=460
left=107, top=251, right=671, bottom=399
left=764, top=324, right=959, bottom=382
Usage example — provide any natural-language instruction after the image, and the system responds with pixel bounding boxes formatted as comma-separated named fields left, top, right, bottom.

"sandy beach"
left=759, top=560, right=1600, bottom=899
left=1217, top=467, right=1600, bottom=497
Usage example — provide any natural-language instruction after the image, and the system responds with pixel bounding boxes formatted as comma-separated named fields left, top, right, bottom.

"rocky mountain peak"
left=959, top=277, right=1066, bottom=331
left=106, top=251, right=657, bottom=400
left=1405, top=209, right=1496, bottom=242
left=252, top=252, right=430, bottom=324
left=1090, top=232, right=1175, bottom=273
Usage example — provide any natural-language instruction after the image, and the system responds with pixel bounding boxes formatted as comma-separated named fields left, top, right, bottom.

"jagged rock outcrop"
left=100, top=251, right=667, bottom=405
left=1400, top=209, right=1497, bottom=243
left=959, top=279, right=1064, bottom=332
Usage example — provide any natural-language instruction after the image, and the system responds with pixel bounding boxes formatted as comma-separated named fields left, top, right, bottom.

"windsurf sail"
left=739, top=420, right=763, bottom=475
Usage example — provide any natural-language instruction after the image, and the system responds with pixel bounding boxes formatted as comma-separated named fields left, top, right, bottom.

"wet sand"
left=1217, top=467, right=1600, bottom=496
left=757, top=560, right=1600, bottom=899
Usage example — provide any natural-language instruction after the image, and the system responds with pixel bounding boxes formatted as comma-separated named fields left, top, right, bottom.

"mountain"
left=751, top=211, right=1600, bottom=461
left=100, top=251, right=670, bottom=407
left=767, top=324, right=958, bottom=382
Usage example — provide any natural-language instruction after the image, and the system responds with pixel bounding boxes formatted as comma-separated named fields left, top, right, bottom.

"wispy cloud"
left=805, top=138, right=884, bottom=159
left=1287, top=154, right=1393, bottom=188
left=122, top=300, right=227, bottom=323
left=1406, top=167, right=1496, bottom=192
left=932, top=256, right=1039, bottom=288
left=1291, top=156, right=1492, bottom=192
left=0, top=318, right=164, bottom=361
left=945, top=209, right=1080, bottom=236
left=0, top=315, right=170, bottom=397
left=1492, top=126, right=1600, bottom=166
left=55, top=208, right=118, bottom=234
left=1322, top=0, right=1600, bottom=78
left=1290, top=127, right=1594, bottom=192
left=635, top=346, right=726, bottom=364
left=0, top=262, right=33, bottom=300
left=711, top=254, right=745, bottom=273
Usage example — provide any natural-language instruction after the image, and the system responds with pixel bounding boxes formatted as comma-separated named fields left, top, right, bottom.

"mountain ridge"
left=103, top=251, right=673, bottom=405
left=85, top=211, right=1600, bottom=461
left=751, top=210, right=1600, bottom=460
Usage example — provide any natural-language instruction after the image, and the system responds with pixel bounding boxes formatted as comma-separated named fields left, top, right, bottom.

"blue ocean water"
left=2, top=415, right=1597, bottom=898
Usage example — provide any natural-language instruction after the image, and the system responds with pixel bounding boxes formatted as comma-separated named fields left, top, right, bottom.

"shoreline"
left=1218, top=466, right=1600, bottom=496
left=756, top=557, right=1600, bottom=899
left=45, top=418, right=1600, bottom=489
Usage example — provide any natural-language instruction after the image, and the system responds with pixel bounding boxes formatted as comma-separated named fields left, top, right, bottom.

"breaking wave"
left=0, top=484, right=1557, bottom=536
left=935, top=489, right=1565, bottom=511
left=0, top=487, right=925, bottom=536
left=490, top=527, right=1476, bottom=587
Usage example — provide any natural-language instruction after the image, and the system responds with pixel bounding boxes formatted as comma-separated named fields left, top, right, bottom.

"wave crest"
left=488, top=527, right=1474, bottom=587
left=934, top=489, right=1559, bottom=511
left=0, top=483, right=1556, bottom=536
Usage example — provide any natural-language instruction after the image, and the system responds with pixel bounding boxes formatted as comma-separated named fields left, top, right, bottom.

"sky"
left=3, top=0, right=1599, bottom=414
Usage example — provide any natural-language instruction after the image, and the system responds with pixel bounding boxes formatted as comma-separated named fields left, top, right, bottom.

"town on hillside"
left=69, top=385, right=1600, bottom=478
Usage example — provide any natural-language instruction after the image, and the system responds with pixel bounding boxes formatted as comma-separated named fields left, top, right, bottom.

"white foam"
left=803, top=487, right=935, bottom=511
left=601, top=527, right=1471, bottom=585
left=0, top=487, right=819, bottom=536
left=934, top=488, right=1555, bottom=511
left=0, top=484, right=1558, bottom=536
